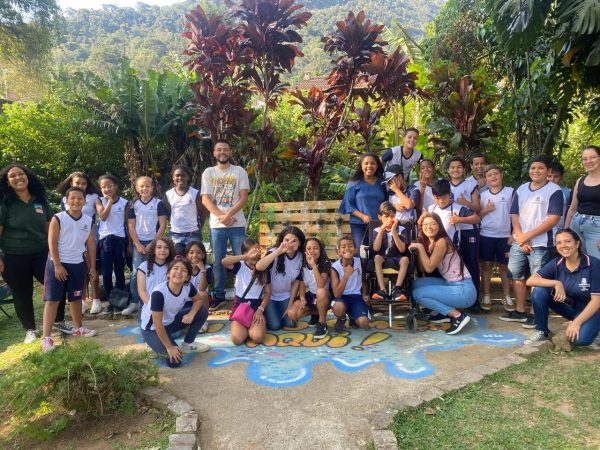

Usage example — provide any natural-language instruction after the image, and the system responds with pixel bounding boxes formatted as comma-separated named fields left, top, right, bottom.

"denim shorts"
left=507, top=243, right=550, bottom=280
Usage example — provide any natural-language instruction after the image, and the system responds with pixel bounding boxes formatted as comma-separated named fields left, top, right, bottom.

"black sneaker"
left=334, top=317, right=346, bottom=333
left=209, top=297, right=227, bottom=312
left=53, top=321, right=74, bottom=335
left=314, top=322, right=328, bottom=339
left=371, top=290, right=388, bottom=301
left=522, top=314, right=536, bottom=329
left=391, top=286, right=408, bottom=302
left=499, top=310, right=528, bottom=322
left=308, top=314, right=319, bottom=326
left=100, top=305, right=114, bottom=315
left=428, top=313, right=451, bottom=324
left=446, top=313, right=471, bottom=335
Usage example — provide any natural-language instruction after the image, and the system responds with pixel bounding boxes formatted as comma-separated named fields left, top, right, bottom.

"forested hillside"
left=56, top=0, right=443, bottom=79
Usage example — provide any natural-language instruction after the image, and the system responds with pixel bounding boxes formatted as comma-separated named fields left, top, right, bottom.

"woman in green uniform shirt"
left=0, top=164, right=54, bottom=343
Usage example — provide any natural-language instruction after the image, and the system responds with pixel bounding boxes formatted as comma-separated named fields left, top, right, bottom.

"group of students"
left=338, top=129, right=600, bottom=348
left=2, top=133, right=600, bottom=367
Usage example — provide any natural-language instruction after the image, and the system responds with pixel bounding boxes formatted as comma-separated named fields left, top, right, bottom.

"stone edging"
left=139, top=386, right=201, bottom=450
left=369, top=340, right=554, bottom=450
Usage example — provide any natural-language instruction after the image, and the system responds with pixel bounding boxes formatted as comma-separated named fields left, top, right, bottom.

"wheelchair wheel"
left=405, top=311, right=418, bottom=332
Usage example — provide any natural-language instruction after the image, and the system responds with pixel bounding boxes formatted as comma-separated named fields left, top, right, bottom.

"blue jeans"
left=265, top=298, right=294, bottom=331
left=210, top=226, right=246, bottom=300
left=531, top=286, right=600, bottom=346
left=350, top=223, right=368, bottom=255
left=141, top=306, right=208, bottom=367
left=412, top=277, right=477, bottom=316
left=168, top=231, right=202, bottom=255
left=507, top=243, right=550, bottom=280
left=99, top=235, right=127, bottom=298
left=570, top=213, right=600, bottom=259
left=129, top=239, right=152, bottom=304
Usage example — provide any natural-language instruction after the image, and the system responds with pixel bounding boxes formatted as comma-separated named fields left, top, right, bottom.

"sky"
left=59, top=0, right=181, bottom=10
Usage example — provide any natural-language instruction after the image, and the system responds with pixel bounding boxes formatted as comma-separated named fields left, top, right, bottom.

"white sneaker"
left=90, top=299, right=102, bottom=314
left=81, top=301, right=89, bottom=315
left=181, top=341, right=210, bottom=353
left=587, top=335, right=600, bottom=351
left=121, top=302, right=139, bottom=316
left=502, top=295, right=516, bottom=312
left=524, top=330, right=549, bottom=345
left=481, top=295, right=492, bottom=311
left=199, top=322, right=209, bottom=333
left=24, top=329, right=38, bottom=344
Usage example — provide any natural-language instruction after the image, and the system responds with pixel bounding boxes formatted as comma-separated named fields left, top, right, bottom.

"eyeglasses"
left=582, top=156, right=599, bottom=163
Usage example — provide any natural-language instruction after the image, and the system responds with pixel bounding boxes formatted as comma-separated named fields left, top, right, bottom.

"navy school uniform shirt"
left=536, top=254, right=600, bottom=306
left=338, top=179, right=387, bottom=225
left=371, top=224, right=408, bottom=258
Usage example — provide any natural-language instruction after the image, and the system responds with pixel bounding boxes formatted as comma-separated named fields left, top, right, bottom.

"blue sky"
left=59, top=0, right=181, bottom=10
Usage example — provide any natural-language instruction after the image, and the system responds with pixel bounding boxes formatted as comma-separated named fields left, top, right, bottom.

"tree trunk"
left=542, top=106, right=567, bottom=156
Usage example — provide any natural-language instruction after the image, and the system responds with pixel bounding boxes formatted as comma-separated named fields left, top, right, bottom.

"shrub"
left=0, top=341, right=159, bottom=420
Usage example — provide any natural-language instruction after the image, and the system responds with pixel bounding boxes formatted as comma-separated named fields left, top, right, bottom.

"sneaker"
left=81, top=301, right=89, bottom=315
left=446, top=313, right=471, bottom=335
left=391, top=286, right=408, bottom=302
left=100, top=305, right=114, bottom=315
left=72, top=326, right=97, bottom=337
left=314, top=322, right=328, bottom=339
left=502, top=295, right=516, bottom=312
left=308, top=314, right=319, bottom=326
left=587, top=335, right=600, bottom=351
left=90, top=299, right=102, bottom=314
left=499, top=310, right=528, bottom=322
left=24, top=329, right=38, bottom=344
left=181, top=341, right=210, bottom=353
left=41, top=336, right=56, bottom=352
left=371, top=290, right=388, bottom=302
left=121, top=302, right=139, bottom=316
left=428, top=313, right=451, bottom=324
left=209, top=297, right=227, bottom=312
left=524, top=330, right=549, bottom=344
left=334, top=317, right=346, bottom=333
left=53, top=321, right=74, bottom=335
left=349, top=316, right=358, bottom=329
left=199, top=322, right=209, bottom=333
left=481, top=295, right=492, bottom=311
left=522, top=314, right=536, bottom=329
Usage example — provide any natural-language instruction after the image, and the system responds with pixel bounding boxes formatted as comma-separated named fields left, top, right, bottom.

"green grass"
left=392, top=351, right=600, bottom=449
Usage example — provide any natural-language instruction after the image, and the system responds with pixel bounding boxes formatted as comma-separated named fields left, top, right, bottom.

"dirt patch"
left=4, top=403, right=173, bottom=450
left=499, top=384, right=520, bottom=398
left=534, top=398, right=575, bottom=417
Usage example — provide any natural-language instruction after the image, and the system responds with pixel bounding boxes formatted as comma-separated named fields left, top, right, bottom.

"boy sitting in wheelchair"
left=369, top=201, right=410, bottom=302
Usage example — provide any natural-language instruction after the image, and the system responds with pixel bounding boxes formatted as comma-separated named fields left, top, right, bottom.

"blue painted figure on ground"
left=525, top=228, right=600, bottom=348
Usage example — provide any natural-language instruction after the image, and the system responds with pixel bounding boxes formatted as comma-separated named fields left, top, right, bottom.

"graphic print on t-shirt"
left=211, top=174, right=237, bottom=208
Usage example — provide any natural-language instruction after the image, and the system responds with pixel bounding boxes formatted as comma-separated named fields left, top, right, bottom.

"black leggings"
left=2, top=251, right=66, bottom=330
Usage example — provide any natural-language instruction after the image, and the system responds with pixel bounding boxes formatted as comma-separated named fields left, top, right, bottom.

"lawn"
left=392, top=350, right=600, bottom=449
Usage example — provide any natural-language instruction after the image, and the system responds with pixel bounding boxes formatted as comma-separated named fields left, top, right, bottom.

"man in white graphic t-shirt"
left=201, top=140, right=250, bottom=310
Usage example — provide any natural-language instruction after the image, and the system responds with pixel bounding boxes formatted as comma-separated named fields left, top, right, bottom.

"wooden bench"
left=259, top=200, right=350, bottom=259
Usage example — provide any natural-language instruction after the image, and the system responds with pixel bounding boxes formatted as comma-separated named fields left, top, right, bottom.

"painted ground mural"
left=118, top=317, right=525, bottom=388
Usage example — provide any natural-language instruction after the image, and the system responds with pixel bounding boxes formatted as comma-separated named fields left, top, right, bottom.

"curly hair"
left=303, top=237, right=331, bottom=274
left=145, top=236, right=175, bottom=275
left=350, top=153, right=384, bottom=182
left=0, top=163, right=48, bottom=203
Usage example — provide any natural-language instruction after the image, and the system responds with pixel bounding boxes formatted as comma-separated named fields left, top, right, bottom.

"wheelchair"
left=363, top=219, right=424, bottom=331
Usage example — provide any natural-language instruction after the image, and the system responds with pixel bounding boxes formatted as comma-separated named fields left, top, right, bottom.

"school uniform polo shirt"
left=0, top=196, right=53, bottom=254
left=536, top=255, right=600, bottom=306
